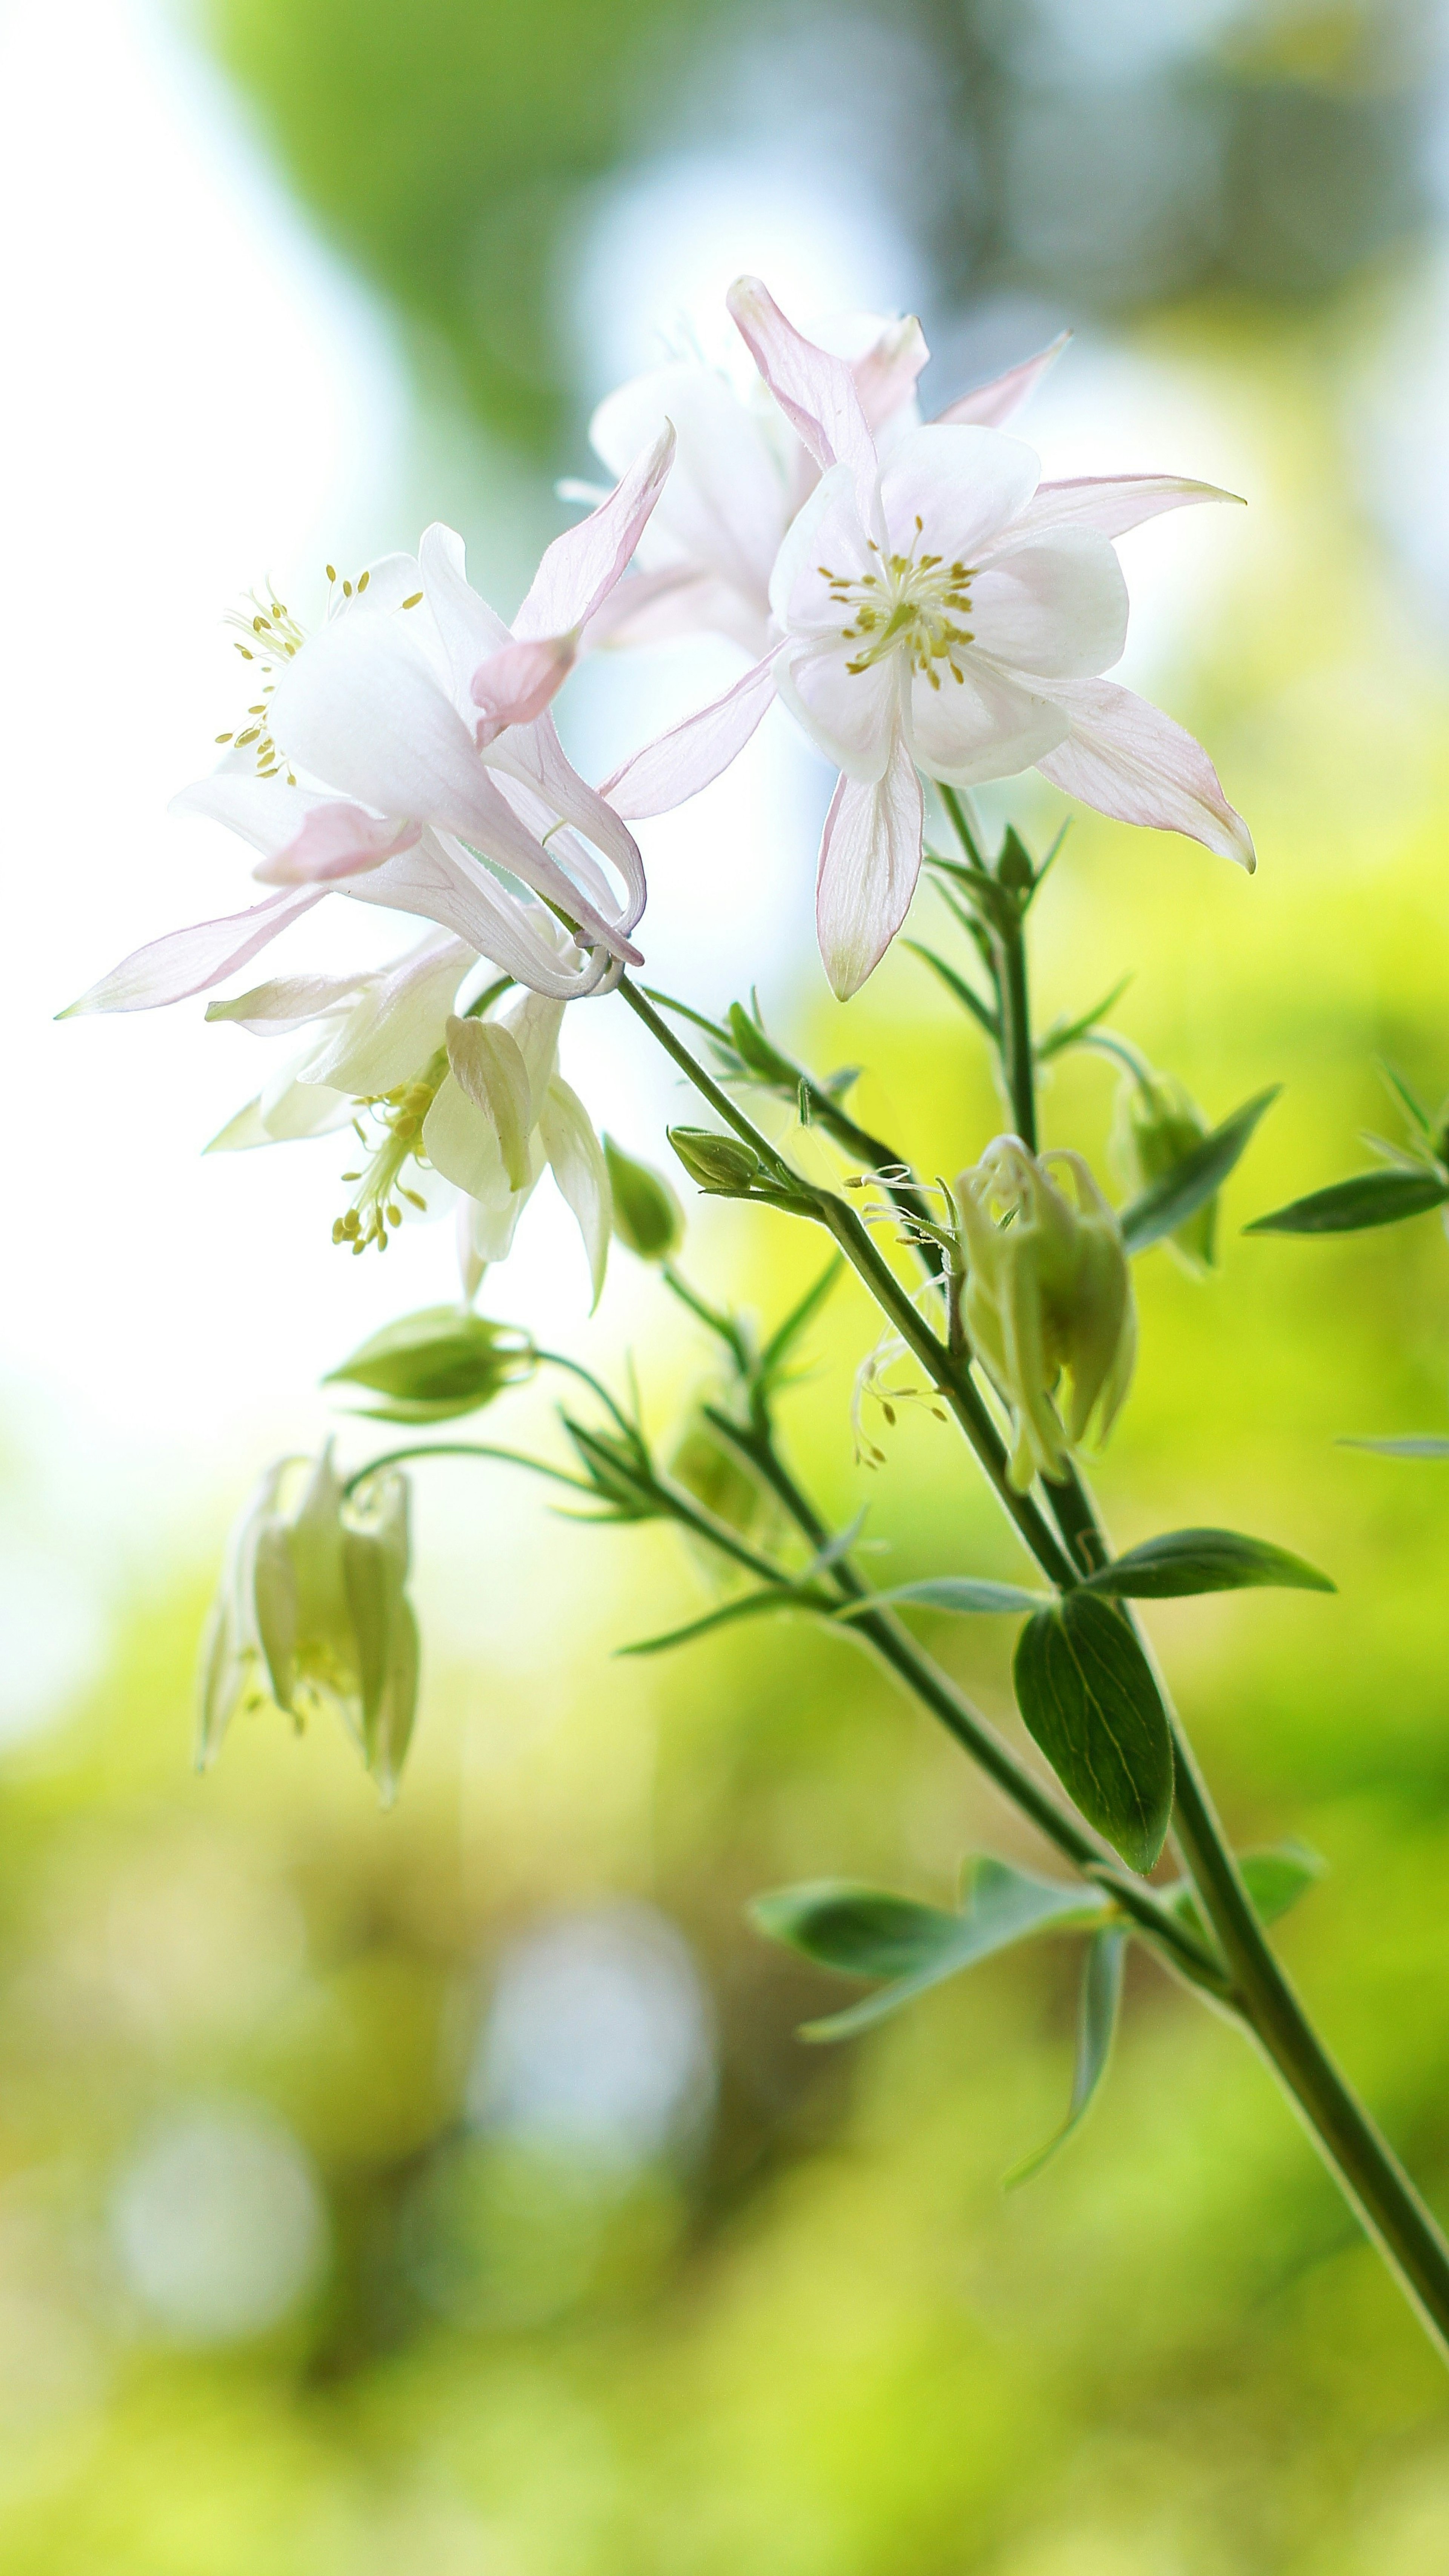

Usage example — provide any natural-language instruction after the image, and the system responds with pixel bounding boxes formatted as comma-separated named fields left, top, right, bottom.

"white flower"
left=604, top=279, right=1253, bottom=1001
left=64, top=431, right=674, bottom=1020
left=578, top=310, right=1063, bottom=661
left=207, top=923, right=612, bottom=1304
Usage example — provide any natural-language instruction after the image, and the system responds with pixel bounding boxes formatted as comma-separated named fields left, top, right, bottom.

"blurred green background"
left=10, top=0, right=1449, bottom=2565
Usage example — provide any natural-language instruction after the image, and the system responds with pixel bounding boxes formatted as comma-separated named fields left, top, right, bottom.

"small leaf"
left=1035, top=973, right=1134, bottom=1064
left=836, top=1576, right=1050, bottom=1621
left=1014, top=1593, right=1174, bottom=1875
left=1340, top=1434, right=1449, bottom=1458
left=1006, top=1924, right=1128, bottom=2187
left=618, top=1586, right=829, bottom=1658
left=327, top=1307, right=535, bottom=1421
left=1376, top=1060, right=1434, bottom=1144
left=758, top=1258, right=844, bottom=1386
left=1166, top=1839, right=1324, bottom=1942
left=753, top=1857, right=1108, bottom=2042
left=903, top=940, right=1000, bottom=1038
left=1244, top=1166, right=1449, bottom=1235
left=1120, top=1084, right=1281, bottom=1256
left=1081, top=1527, right=1334, bottom=1599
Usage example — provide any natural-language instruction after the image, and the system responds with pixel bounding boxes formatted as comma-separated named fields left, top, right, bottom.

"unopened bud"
left=957, top=1138, right=1135, bottom=1492
left=668, top=1124, right=765, bottom=1195
left=604, top=1134, right=685, bottom=1260
left=1114, top=1066, right=1215, bottom=1273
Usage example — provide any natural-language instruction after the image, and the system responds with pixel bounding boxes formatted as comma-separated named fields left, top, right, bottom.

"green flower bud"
left=603, top=1134, right=685, bottom=1261
left=957, top=1139, right=1136, bottom=1493
left=326, top=1307, right=535, bottom=1423
left=197, top=1445, right=420, bottom=1801
left=668, top=1125, right=766, bottom=1195
left=1114, top=1066, right=1215, bottom=1273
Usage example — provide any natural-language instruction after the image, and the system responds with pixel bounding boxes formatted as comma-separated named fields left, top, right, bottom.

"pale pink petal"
left=590, top=365, right=784, bottom=601
left=878, top=424, right=1040, bottom=564
left=170, top=773, right=345, bottom=864
left=777, top=637, right=901, bottom=783
left=205, top=967, right=372, bottom=1033
left=815, top=733, right=924, bottom=1000
left=726, top=276, right=877, bottom=504
left=1036, top=678, right=1255, bottom=870
left=603, top=647, right=783, bottom=820
left=933, top=332, right=1070, bottom=430
left=509, top=421, right=676, bottom=644
left=768, top=463, right=874, bottom=636
left=538, top=1073, right=611, bottom=1309
left=60, top=887, right=325, bottom=1017
left=472, top=635, right=572, bottom=734
left=966, top=530, right=1128, bottom=680
left=1007, top=474, right=1243, bottom=544
left=907, top=657, right=1068, bottom=787
left=418, top=523, right=511, bottom=703
left=850, top=314, right=931, bottom=435
left=488, top=711, right=646, bottom=932
left=346, top=834, right=623, bottom=998
left=583, top=566, right=767, bottom=656
left=252, top=803, right=421, bottom=886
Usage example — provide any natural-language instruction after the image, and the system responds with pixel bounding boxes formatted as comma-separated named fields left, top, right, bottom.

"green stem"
left=343, top=1443, right=592, bottom=1500
left=995, top=908, right=1037, bottom=1152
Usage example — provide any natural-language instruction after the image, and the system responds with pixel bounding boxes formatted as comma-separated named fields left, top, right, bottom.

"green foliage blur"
left=11, top=0, right=1449, bottom=2566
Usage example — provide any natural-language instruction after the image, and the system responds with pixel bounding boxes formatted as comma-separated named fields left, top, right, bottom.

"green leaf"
left=1376, top=1060, right=1435, bottom=1144
left=617, top=1585, right=829, bottom=1658
left=1120, top=1084, right=1281, bottom=1256
left=758, top=1258, right=844, bottom=1386
left=1006, top=1925, right=1128, bottom=2187
left=1013, top=1593, right=1174, bottom=1875
left=836, top=1576, right=1051, bottom=1621
left=1340, top=1435, right=1449, bottom=1458
left=1081, top=1526, right=1334, bottom=1599
left=1166, top=1839, right=1324, bottom=1943
left=902, top=940, right=1000, bottom=1038
left=326, top=1308, right=534, bottom=1422
left=1244, top=1166, right=1449, bottom=1235
left=752, top=1858, right=1108, bottom=2043
left=1034, top=973, right=1134, bottom=1064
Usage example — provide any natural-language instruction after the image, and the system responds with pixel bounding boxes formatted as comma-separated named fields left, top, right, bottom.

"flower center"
left=822, top=517, right=975, bottom=693
left=214, top=564, right=418, bottom=781
left=333, top=1048, right=448, bottom=1255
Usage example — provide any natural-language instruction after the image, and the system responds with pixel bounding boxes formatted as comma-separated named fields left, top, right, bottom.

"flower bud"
left=604, top=1134, right=685, bottom=1261
left=197, top=1445, right=420, bottom=1801
left=668, top=1125, right=765, bottom=1195
left=1114, top=1065, right=1215, bottom=1273
left=956, top=1138, right=1135, bottom=1492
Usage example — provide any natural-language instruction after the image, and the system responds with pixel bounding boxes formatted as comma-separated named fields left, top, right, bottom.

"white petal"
left=726, top=276, right=877, bottom=511
left=878, top=424, right=1040, bottom=564
left=1036, top=678, right=1255, bottom=870
left=849, top=314, right=931, bottom=435
left=487, top=713, right=646, bottom=934
left=171, top=773, right=354, bottom=864
left=585, top=567, right=771, bottom=659
left=496, top=985, right=566, bottom=1112
left=252, top=802, right=421, bottom=886
left=269, top=612, right=496, bottom=827
left=538, top=1074, right=611, bottom=1309
left=346, top=834, right=618, bottom=998
left=417, top=523, right=512, bottom=705
left=343, top=552, right=424, bottom=615
left=61, top=887, right=324, bottom=1017
left=768, top=462, right=874, bottom=635
left=445, top=1017, right=535, bottom=1189
left=421, top=1070, right=509, bottom=1201
left=603, top=648, right=781, bottom=820
left=933, top=332, right=1069, bottom=430
left=777, top=636, right=901, bottom=783
left=1009, top=474, right=1243, bottom=544
left=592, top=363, right=788, bottom=603
left=510, top=421, right=676, bottom=643
left=815, top=734, right=924, bottom=1000
left=308, top=936, right=474, bottom=1095
left=967, top=529, right=1128, bottom=679
left=906, top=657, right=1068, bottom=786
left=223, top=1073, right=354, bottom=1145
left=205, top=967, right=371, bottom=1034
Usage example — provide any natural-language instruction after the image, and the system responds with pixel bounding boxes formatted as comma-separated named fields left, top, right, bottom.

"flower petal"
left=602, top=647, right=782, bottom=820
left=252, top=802, right=422, bottom=886
left=727, top=275, right=877, bottom=509
left=346, top=833, right=620, bottom=998
left=446, top=1017, right=535, bottom=1190
left=590, top=363, right=786, bottom=602
left=539, top=1073, right=611, bottom=1309
left=1009, top=474, right=1243, bottom=544
left=60, top=886, right=325, bottom=1017
left=208, top=1077, right=354, bottom=1149
left=967, top=529, right=1128, bottom=679
left=850, top=314, right=931, bottom=435
left=509, top=421, right=676, bottom=646
left=933, top=332, right=1069, bottom=430
left=205, top=967, right=372, bottom=1034
left=487, top=712, right=646, bottom=933
left=472, top=636, right=574, bottom=734
left=171, top=773, right=354, bottom=863
left=421, top=1069, right=510, bottom=1201
left=417, top=522, right=512, bottom=704
left=768, top=461, right=874, bottom=635
left=906, top=657, right=1068, bottom=786
left=815, top=734, right=924, bottom=1000
left=777, top=636, right=901, bottom=783
left=1036, top=677, right=1255, bottom=870
left=269, top=612, right=501, bottom=829
left=306, top=936, right=475, bottom=1095
left=878, top=423, right=1040, bottom=565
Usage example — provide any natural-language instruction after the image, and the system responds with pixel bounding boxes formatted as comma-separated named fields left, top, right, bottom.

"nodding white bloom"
left=64, top=431, right=675, bottom=1021
left=207, top=923, right=612, bottom=1304
left=579, top=310, right=1066, bottom=660
left=605, top=279, right=1253, bottom=1001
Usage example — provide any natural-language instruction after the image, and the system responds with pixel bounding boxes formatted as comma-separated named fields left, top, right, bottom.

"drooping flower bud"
left=668, top=1125, right=767, bottom=1195
left=1113, top=1064, right=1215, bottom=1273
left=197, top=1446, right=420, bottom=1802
left=604, top=1134, right=685, bottom=1261
left=956, top=1138, right=1135, bottom=1492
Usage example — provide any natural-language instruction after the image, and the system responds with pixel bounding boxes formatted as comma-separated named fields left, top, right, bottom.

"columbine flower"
left=207, top=921, right=611, bottom=1301
left=198, top=1445, right=419, bottom=1802
left=604, top=278, right=1253, bottom=1001
left=577, top=311, right=1066, bottom=660
left=955, top=1137, right=1135, bottom=1492
left=63, top=429, right=674, bottom=1021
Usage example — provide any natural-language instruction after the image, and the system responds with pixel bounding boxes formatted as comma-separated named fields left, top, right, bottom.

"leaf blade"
left=1013, top=1594, right=1174, bottom=1875
left=617, top=1585, right=829, bottom=1658
left=1244, top=1166, right=1449, bottom=1236
left=1006, top=1924, right=1128, bottom=2187
left=1120, top=1084, right=1281, bottom=1256
left=1081, top=1526, right=1334, bottom=1599
left=835, top=1576, right=1051, bottom=1620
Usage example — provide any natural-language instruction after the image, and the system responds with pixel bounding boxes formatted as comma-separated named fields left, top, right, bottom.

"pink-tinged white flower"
left=578, top=309, right=1066, bottom=661
left=63, top=435, right=674, bottom=1021
left=605, top=279, right=1253, bottom=1001
left=207, top=923, right=611, bottom=1304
